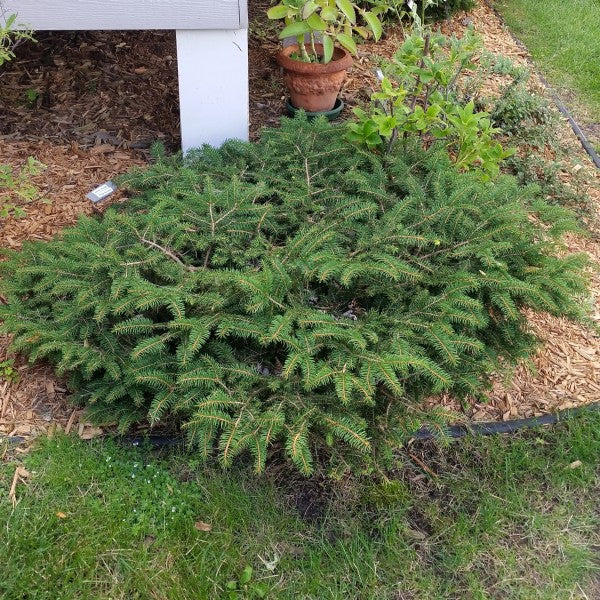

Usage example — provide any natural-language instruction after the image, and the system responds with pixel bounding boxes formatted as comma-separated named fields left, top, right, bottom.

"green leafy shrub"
left=347, top=29, right=514, bottom=178
left=491, top=84, right=557, bottom=141
left=490, top=83, right=588, bottom=212
left=443, top=48, right=587, bottom=213
left=358, top=0, right=475, bottom=25
left=0, top=13, right=34, bottom=66
left=356, top=0, right=407, bottom=25
left=267, top=0, right=385, bottom=63
left=0, top=118, right=587, bottom=475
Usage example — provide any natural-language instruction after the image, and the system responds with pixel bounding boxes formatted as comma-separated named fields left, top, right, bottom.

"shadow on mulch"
left=1, top=30, right=180, bottom=150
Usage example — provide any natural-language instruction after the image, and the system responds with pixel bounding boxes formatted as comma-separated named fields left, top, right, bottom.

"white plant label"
left=86, top=181, right=117, bottom=203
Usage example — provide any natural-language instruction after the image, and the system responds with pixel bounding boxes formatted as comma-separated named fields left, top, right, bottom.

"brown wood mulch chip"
left=0, top=1, right=598, bottom=447
left=0, top=30, right=180, bottom=150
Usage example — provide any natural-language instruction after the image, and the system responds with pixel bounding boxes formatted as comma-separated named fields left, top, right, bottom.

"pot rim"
left=276, top=43, right=353, bottom=74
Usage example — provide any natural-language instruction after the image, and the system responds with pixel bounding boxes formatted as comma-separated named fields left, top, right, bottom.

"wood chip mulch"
left=0, top=1, right=598, bottom=448
left=0, top=30, right=180, bottom=149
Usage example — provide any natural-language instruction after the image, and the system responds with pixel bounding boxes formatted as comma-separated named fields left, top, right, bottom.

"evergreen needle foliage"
left=0, top=117, right=588, bottom=475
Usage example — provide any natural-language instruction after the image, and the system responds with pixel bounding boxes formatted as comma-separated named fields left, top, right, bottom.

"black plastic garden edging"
left=4, top=402, right=598, bottom=449
left=410, top=401, right=600, bottom=441
left=123, top=401, right=600, bottom=446
left=549, top=89, right=600, bottom=169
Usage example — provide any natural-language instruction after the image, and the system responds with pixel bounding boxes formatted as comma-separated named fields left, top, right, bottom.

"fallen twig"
left=140, top=238, right=198, bottom=272
left=8, top=466, right=30, bottom=507
left=408, top=452, right=438, bottom=479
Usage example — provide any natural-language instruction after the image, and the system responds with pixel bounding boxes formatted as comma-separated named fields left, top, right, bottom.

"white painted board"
left=177, top=29, right=249, bottom=152
left=2, top=0, right=247, bottom=30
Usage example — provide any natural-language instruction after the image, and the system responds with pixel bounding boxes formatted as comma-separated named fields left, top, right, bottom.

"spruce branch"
left=140, top=238, right=198, bottom=272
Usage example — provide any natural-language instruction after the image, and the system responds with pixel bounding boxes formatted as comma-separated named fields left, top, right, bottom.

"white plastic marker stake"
left=86, top=181, right=117, bottom=203
left=376, top=68, right=384, bottom=82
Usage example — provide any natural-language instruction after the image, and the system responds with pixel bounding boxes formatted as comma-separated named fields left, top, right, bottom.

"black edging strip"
left=410, top=401, right=600, bottom=441
left=550, top=92, right=600, bottom=169
left=127, top=402, right=600, bottom=446
left=483, top=0, right=600, bottom=169
left=2, top=402, right=599, bottom=448
left=133, top=402, right=600, bottom=446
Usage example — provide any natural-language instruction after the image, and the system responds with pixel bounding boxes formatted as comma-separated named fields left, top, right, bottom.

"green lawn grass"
left=1, top=413, right=598, bottom=599
left=494, top=0, right=600, bottom=122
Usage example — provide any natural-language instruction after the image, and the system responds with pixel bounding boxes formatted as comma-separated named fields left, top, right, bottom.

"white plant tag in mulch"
left=86, top=181, right=117, bottom=203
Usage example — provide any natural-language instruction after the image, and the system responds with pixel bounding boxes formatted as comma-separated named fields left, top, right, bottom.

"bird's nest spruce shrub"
left=0, top=117, right=588, bottom=475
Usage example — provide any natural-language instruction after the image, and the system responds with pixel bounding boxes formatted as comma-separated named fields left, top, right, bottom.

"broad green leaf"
left=363, top=120, right=380, bottom=135
left=322, top=35, right=334, bottom=63
left=352, top=106, right=368, bottom=119
left=335, top=33, right=357, bottom=55
left=279, top=21, right=311, bottom=39
left=378, top=115, right=397, bottom=138
left=335, top=0, right=356, bottom=24
left=354, top=26, right=369, bottom=39
left=302, top=1, right=319, bottom=20
left=363, top=11, right=382, bottom=41
left=321, top=6, right=338, bottom=21
left=239, top=566, right=253, bottom=585
left=306, top=12, right=327, bottom=31
left=266, top=4, right=289, bottom=19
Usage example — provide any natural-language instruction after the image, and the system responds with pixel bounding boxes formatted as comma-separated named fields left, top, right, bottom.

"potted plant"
left=267, top=0, right=385, bottom=113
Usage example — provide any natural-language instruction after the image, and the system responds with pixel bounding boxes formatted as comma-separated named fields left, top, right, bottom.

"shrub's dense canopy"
left=0, top=118, right=587, bottom=474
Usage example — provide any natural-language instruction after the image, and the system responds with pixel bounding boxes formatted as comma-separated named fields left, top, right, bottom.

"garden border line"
left=3, top=402, right=598, bottom=448
left=410, top=401, right=600, bottom=440
left=483, top=0, right=600, bottom=169
left=126, top=401, right=600, bottom=445
left=546, top=87, right=600, bottom=170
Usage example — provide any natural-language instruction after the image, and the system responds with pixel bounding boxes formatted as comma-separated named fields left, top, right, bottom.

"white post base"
left=176, top=29, right=249, bottom=153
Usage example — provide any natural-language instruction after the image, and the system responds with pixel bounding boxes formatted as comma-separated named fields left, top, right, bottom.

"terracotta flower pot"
left=276, top=44, right=353, bottom=113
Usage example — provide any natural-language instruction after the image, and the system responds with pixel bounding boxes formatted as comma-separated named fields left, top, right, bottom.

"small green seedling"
left=24, top=88, right=41, bottom=108
left=0, top=13, right=35, bottom=66
left=0, top=359, right=19, bottom=384
left=225, top=565, right=268, bottom=599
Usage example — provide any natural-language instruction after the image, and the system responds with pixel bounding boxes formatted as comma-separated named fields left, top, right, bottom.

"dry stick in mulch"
left=408, top=452, right=439, bottom=479
left=0, top=382, right=9, bottom=419
left=8, top=466, right=30, bottom=507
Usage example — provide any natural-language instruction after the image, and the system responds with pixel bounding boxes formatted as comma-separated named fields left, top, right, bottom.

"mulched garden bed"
left=0, top=1, right=598, bottom=445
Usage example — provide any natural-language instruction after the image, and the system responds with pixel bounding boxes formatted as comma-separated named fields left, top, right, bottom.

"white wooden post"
left=176, top=28, right=249, bottom=153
